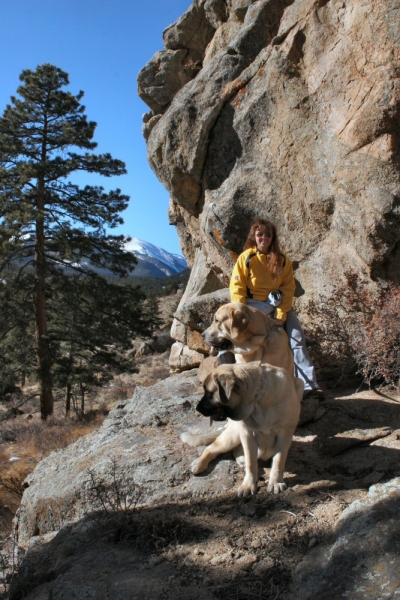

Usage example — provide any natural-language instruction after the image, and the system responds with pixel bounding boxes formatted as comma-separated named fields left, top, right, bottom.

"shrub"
left=306, top=272, right=400, bottom=389
left=83, top=456, right=142, bottom=543
left=356, top=283, right=400, bottom=387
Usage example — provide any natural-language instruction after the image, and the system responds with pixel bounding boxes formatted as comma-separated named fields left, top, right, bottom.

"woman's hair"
left=243, top=218, right=282, bottom=278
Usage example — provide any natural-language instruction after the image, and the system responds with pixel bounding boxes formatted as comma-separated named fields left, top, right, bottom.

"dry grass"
left=89, top=349, right=171, bottom=413
left=0, top=414, right=109, bottom=540
left=2, top=418, right=75, bottom=458
left=134, top=350, right=171, bottom=386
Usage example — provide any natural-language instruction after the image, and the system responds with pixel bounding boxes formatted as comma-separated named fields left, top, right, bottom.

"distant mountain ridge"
left=12, top=235, right=187, bottom=279
left=125, top=237, right=187, bottom=277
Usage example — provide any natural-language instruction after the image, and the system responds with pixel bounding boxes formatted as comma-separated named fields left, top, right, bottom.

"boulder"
left=15, top=371, right=232, bottom=547
left=137, top=0, right=400, bottom=359
left=137, top=49, right=194, bottom=114
left=168, top=340, right=204, bottom=371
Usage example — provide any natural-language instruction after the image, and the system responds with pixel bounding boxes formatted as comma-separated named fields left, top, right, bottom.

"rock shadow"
left=289, top=395, right=400, bottom=491
left=8, top=486, right=400, bottom=600
left=203, top=103, right=242, bottom=191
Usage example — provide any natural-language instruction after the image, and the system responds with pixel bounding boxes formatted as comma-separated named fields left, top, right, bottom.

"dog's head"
left=196, top=364, right=254, bottom=423
left=202, top=303, right=251, bottom=349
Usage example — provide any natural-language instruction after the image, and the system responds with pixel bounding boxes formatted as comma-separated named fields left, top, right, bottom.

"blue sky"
left=0, top=0, right=192, bottom=256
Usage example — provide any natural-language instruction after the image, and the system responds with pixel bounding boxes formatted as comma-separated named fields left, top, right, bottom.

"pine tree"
left=0, top=64, right=152, bottom=418
left=0, top=270, right=35, bottom=399
left=49, top=273, right=157, bottom=416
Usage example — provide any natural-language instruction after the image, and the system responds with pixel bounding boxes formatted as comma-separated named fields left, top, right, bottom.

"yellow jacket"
left=229, top=247, right=295, bottom=322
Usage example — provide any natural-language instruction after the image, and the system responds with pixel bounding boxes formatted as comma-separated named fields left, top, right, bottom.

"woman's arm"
left=230, top=253, right=249, bottom=304
left=275, top=256, right=296, bottom=321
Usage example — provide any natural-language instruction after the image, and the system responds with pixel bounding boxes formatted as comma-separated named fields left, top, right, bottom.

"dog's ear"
left=229, top=308, right=249, bottom=338
left=216, top=373, right=237, bottom=404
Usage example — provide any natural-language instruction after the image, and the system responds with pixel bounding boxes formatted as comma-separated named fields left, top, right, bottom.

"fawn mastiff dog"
left=181, top=362, right=303, bottom=497
left=202, top=302, right=294, bottom=376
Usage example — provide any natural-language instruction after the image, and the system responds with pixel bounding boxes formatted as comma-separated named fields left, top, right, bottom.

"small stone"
left=237, top=554, right=258, bottom=569
left=148, top=555, right=164, bottom=567
left=253, top=558, right=274, bottom=576
left=308, top=537, right=317, bottom=549
left=241, top=504, right=256, bottom=517
left=363, top=471, right=384, bottom=486
left=319, top=427, right=392, bottom=456
left=210, top=552, right=232, bottom=565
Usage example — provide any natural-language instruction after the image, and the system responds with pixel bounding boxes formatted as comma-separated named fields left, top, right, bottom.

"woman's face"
left=255, top=226, right=273, bottom=253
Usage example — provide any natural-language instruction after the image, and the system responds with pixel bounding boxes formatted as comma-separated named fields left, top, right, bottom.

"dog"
left=181, top=362, right=303, bottom=497
left=202, top=302, right=294, bottom=376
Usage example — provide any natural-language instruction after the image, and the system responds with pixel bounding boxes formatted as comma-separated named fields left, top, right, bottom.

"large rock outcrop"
left=9, top=375, right=400, bottom=599
left=138, top=0, right=400, bottom=364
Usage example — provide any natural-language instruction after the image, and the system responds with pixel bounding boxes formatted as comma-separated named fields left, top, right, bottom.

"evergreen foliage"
left=133, top=268, right=190, bottom=298
left=0, top=64, right=157, bottom=418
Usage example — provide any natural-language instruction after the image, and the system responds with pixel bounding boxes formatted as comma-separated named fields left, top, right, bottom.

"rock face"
left=137, top=0, right=400, bottom=362
left=287, top=478, right=400, bottom=600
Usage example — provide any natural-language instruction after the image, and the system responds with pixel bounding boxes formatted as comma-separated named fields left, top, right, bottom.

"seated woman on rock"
left=223, top=217, right=324, bottom=400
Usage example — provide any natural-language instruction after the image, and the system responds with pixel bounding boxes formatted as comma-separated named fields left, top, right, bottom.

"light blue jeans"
left=247, top=299, right=319, bottom=392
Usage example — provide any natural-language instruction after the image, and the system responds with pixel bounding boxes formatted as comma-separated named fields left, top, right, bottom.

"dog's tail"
left=180, top=427, right=224, bottom=447
left=294, top=377, right=304, bottom=401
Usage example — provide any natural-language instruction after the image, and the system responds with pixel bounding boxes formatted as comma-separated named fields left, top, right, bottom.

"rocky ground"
left=1, top=371, right=399, bottom=600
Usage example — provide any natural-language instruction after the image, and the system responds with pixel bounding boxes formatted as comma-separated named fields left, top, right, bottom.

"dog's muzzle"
left=202, top=333, right=233, bottom=352
left=196, top=399, right=228, bottom=422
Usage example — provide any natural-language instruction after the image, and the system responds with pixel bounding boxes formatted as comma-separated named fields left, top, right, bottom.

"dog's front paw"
left=237, top=477, right=257, bottom=497
left=191, top=457, right=208, bottom=475
left=267, top=481, right=287, bottom=494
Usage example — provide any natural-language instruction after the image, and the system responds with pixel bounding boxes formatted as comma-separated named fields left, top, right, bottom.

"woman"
left=229, top=218, right=324, bottom=400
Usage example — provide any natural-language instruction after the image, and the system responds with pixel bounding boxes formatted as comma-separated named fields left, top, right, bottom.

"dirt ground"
left=115, top=383, right=399, bottom=599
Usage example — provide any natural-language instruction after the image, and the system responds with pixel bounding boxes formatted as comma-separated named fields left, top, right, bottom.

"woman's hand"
left=273, top=318, right=284, bottom=326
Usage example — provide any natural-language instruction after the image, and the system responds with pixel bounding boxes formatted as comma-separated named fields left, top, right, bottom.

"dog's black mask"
left=196, top=389, right=230, bottom=421
left=202, top=332, right=233, bottom=351
left=215, top=338, right=233, bottom=350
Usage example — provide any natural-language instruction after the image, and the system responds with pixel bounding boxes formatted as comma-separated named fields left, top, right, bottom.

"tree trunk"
left=35, top=173, right=53, bottom=420
left=66, top=383, right=72, bottom=416
left=80, top=382, right=85, bottom=417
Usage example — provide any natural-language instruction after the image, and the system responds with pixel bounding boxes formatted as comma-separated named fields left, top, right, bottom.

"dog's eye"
left=233, top=383, right=240, bottom=392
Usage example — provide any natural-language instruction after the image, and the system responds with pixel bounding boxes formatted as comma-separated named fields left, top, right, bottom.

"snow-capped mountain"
left=11, top=233, right=188, bottom=278
left=125, top=237, right=187, bottom=277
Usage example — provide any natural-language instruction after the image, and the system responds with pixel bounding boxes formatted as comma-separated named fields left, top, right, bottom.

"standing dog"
left=202, top=302, right=294, bottom=376
left=181, top=362, right=303, bottom=496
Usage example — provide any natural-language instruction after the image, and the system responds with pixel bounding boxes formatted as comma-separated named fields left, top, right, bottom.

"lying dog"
left=181, top=362, right=303, bottom=496
left=202, top=302, right=294, bottom=375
